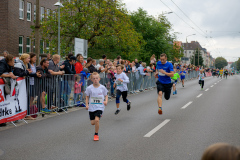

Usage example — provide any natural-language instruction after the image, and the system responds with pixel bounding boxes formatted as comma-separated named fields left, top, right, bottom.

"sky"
left=122, top=0, right=240, bottom=62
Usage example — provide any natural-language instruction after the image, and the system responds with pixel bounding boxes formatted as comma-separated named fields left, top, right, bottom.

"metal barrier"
left=24, top=70, right=201, bottom=117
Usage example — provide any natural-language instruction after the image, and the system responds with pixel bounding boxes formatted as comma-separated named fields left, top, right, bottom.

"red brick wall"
left=0, top=0, right=58, bottom=57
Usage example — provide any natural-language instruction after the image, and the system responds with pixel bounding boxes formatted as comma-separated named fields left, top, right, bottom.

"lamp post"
left=184, top=34, right=195, bottom=65
left=54, top=1, right=64, bottom=55
left=186, top=34, right=196, bottom=43
left=158, top=11, right=173, bottom=21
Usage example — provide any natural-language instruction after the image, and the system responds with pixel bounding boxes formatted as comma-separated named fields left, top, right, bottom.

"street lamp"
left=54, top=1, right=64, bottom=55
left=158, top=11, right=173, bottom=21
left=186, top=34, right=196, bottom=43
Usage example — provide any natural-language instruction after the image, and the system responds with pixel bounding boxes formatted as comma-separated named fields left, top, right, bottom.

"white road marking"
left=181, top=101, right=193, bottom=109
left=214, top=83, right=217, bottom=84
left=144, top=119, right=171, bottom=137
left=205, top=88, right=209, bottom=91
left=211, top=85, right=214, bottom=87
left=197, top=94, right=203, bottom=98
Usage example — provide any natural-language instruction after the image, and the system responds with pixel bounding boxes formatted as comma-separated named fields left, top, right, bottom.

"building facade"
left=0, top=0, right=58, bottom=57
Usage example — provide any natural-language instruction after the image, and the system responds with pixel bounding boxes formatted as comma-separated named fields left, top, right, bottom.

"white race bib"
left=116, top=80, right=123, bottom=86
left=158, top=70, right=165, bottom=76
left=90, top=97, right=103, bottom=105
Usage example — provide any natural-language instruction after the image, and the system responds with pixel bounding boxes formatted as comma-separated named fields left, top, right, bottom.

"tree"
left=236, top=58, right=240, bottom=70
left=33, top=0, right=143, bottom=59
left=215, top=57, right=228, bottom=69
left=190, top=49, right=203, bottom=66
left=170, top=42, right=184, bottom=63
left=130, top=8, right=175, bottom=63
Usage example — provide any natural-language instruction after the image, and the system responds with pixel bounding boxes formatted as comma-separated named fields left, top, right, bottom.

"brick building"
left=0, top=0, right=58, bottom=57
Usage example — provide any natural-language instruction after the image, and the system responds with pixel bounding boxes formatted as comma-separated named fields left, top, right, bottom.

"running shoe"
left=175, top=90, right=177, bottom=94
left=158, top=107, right=162, bottom=115
left=173, top=91, right=175, bottom=95
left=41, top=108, right=51, bottom=113
left=94, top=135, right=99, bottom=141
left=201, top=88, right=203, bottom=90
left=127, top=101, right=131, bottom=111
left=115, top=109, right=121, bottom=115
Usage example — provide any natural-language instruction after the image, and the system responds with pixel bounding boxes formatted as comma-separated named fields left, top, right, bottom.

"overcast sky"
left=123, top=0, right=240, bottom=62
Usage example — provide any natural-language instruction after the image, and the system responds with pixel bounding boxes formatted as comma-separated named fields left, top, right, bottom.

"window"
left=19, top=36, right=23, bottom=54
left=40, top=39, right=44, bottom=54
left=41, top=7, right=45, bottom=21
left=27, top=2, right=31, bottom=21
left=19, top=0, right=24, bottom=19
left=189, top=51, right=191, bottom=53
left=46, top=40, right=50, bottom=53
left=46, top=9, right=50, bottom=19
left=26, top=37, right=31, bottom=53
left=34, top=5, right=36, bottom=20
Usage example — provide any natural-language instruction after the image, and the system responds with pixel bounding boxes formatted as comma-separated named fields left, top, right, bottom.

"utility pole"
left=35, top=0, right=40, bottom=65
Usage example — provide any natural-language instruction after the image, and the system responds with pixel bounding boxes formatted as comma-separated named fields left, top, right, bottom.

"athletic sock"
left=117, top=108, right=120, bottom=110
left=95, top=133, right=98, bottom=136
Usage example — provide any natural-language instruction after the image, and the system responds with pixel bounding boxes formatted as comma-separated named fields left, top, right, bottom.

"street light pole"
left=54, top=1, right=64, bottom=56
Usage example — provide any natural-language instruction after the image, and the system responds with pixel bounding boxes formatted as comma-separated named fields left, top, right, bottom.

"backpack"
left=30, top=105, right=38, bottom=118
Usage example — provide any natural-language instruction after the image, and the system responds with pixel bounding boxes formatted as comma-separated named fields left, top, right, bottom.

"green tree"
left=130, top=8, right=175, bottom=63
left=32, top=0, right=143, bottom=59
left=215, top=57, right=228, bottom=69
left=236, top=58, right=240, bottom=70
left=190, top=49, right=203, bottom=66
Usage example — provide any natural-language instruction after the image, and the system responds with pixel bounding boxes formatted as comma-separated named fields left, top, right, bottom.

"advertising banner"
left=74, top=38, right=88, bottom=58
left=0, top=78, right=27, bottom=124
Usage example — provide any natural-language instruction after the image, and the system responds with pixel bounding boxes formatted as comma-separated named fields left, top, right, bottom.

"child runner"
left=171, top=68, right=180, bottom=95
left=179, top=67, right=187, bottom=87
left=113, top=64, right=131, bottom=115
left=155, top=53, right=174, bottom=115
left=198, top=69, right=205, bottom=90
left=85, top=72, right=108, bottom=141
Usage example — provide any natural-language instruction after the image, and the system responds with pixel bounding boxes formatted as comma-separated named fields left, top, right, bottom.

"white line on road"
left=214, top=83, right=217, bottom=84
left=181, top=101, right=193, bottom=109
left=197, top=94, right=203, bottom=98
left=211, top=85, right=214, bottom=87
left=205, top=88, right=209, bottom=91
left=144, top=119, right=171, bottom=137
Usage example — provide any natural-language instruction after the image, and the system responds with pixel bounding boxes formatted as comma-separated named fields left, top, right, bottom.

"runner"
left=155, top=53, right=174, bottom=115
left=113, top=64, right=131, bottom=115
left=224, top=69, right=228, bottom=79
left=180, top=67, right=187, bottom=87
left=219, top=68, right=223, bottom=79
left=171, top=68, right=180, bottom=95
left=85, top=72, right=108, bottom=141
left=216, top=69, right=220, bottom=78
left=198, top=69, right=205, bottom=90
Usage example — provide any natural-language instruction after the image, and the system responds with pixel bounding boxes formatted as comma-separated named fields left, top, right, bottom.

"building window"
left=40, top=39, right=44, bottom=54
left=27, top=2, right=31, bottom=21
left=26, top=37, right=31, bottom=53
left=189, top=51, right=191, bottom=53
left=34, top=5, right=36, bottom=20
left=41, top=7, right=45, bottom=21
left=19, top=0, right=24, bottom=19
left=19, top=36, right=23, bottom=54
left=46, top=9, right=50, bottom=19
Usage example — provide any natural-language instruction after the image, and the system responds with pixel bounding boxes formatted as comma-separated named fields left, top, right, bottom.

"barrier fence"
left=1, top=70, right=206, bottom=124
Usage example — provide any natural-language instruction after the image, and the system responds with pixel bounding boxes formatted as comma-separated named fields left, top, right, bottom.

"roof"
left=182, top=41, right=203, bottom=50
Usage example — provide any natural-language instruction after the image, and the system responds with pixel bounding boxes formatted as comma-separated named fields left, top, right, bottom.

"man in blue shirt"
left=155, top=53, right=174, bottom=115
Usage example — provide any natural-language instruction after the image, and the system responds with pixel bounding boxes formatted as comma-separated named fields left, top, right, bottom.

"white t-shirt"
left=199, top=73, right=205, bottom=80
left=114, top=72, right=129, bottom=92
left=85, top=84, right=108, bottom=112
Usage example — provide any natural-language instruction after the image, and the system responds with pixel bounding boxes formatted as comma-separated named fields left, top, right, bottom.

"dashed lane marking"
left=211, top=85, right=214, bottom=87
left=144, top=119, right=171, bottom=137
left=197, top=94, right=203, bottom=98
left=205, top=88, right=209, bottom=91
left=181, top=101, right=193, bottom=109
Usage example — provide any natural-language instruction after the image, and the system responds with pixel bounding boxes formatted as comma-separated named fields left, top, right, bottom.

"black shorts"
left=156, top=81, right=172, bottom=100
left=89, top=110, right=103, bottom=121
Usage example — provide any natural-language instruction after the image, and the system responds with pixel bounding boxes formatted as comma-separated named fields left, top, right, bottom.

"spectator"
left=124, top=60, right=131, bottom=73
left=201, top=143, right=240, bottom=160
left=117, top=55, right=121, bottom=64
left=96, top=59, right=108, bottom=73
left=75, top=54, right=84, bottom=74
left=36, top=58, right=52, bottom=113
left=137, top=62, right=149, bottom=92
left=92, top=59, right=97, bottom=69
left=102, top=54, right=107, bottom=67
left=150, top=54, right=156, bottom=64
left=86, top=57, right=97, bottom=73
left=61, top=56, right=76, bottom=74
left=0, top=54, right=16, bottom=127
left=47, top=53, right=52, bottom=61
left=135, top=59, right=140, bottom=68
left=74, top=75, right=83, bottom=104
left=48, top=54, right=65, bottom=75
left=107, top=61, right=115, bottom=97
left=3, top=50, right=9, bottom=58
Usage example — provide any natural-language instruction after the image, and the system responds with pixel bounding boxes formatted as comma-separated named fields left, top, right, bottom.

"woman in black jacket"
left=85, top=57, right=97, bottom=73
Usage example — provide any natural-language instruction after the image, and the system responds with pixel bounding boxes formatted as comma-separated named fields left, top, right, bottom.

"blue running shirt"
left=156, top=61, right=174, bottom=84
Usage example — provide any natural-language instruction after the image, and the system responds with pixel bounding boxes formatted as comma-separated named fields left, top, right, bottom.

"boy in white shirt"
left=85, top=72, right=108, bottom=141
left=197, top=69, right=205, bottom=90
left=113, top=65, right=131, bottom=115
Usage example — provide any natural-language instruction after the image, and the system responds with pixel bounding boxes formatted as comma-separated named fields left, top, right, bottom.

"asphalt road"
left=1, top=75, right=240, bottom=160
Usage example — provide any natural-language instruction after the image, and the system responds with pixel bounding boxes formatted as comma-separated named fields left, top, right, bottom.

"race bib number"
left=90, top=97, right=103, bottom=105
left=116, top=80, right=123, bottom=86
left=158, top=70, right=165, bottom=76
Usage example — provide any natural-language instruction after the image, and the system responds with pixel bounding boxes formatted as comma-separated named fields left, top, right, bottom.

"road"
left=1, top=75, right=240, bottom=160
